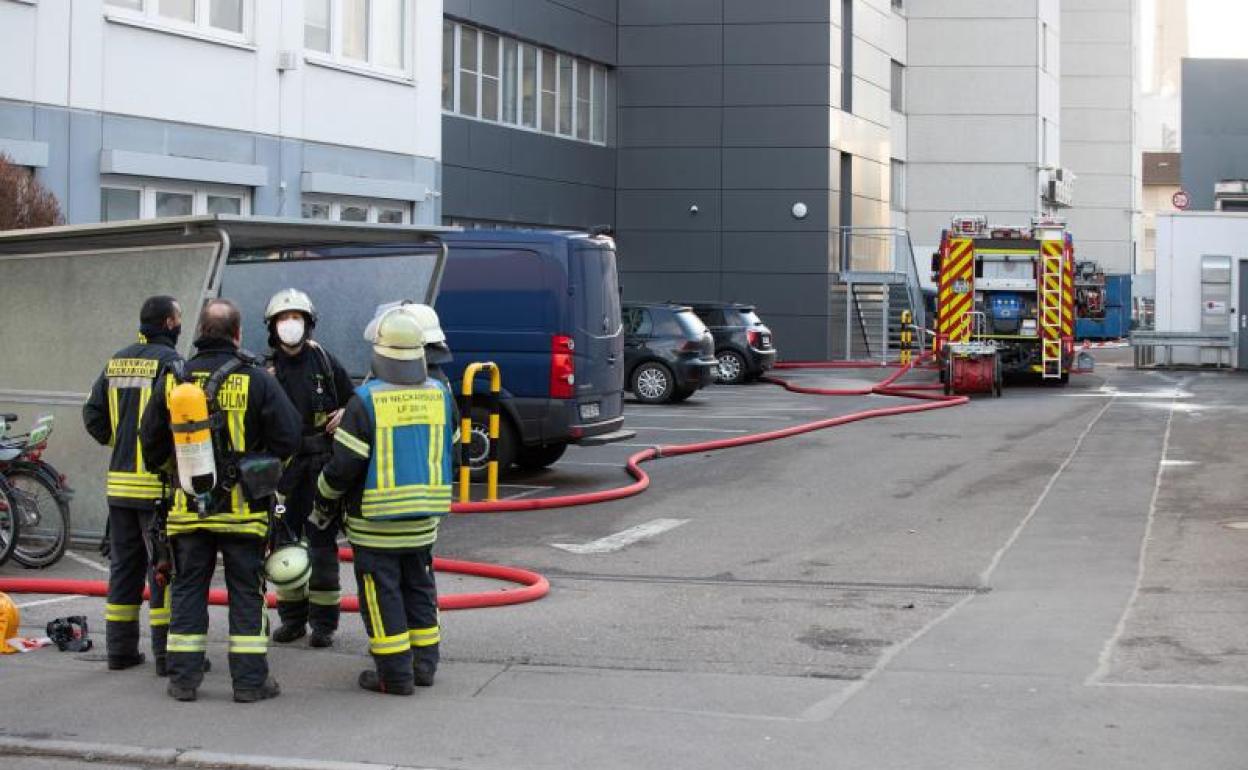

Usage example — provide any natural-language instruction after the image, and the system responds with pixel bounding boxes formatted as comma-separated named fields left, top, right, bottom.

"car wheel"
left=468, top=406, right=517, bottom=482
left=515, top=442, right=568, bottom=471
left=632, top=362, right=675, bottom=403
left=715, top=350, right=747, bottom=385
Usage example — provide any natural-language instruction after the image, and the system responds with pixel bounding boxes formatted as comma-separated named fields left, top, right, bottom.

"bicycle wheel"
left=9, top=466, right=69, bottom=568
left=0, top=476, right=18, bottom=567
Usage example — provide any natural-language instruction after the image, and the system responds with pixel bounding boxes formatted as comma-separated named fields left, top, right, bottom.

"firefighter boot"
left=234, top=676, right=282, bottom=703
left=108, top=652, right=146, bottom=670
left=166, top=682, right=197, bottom=702
left=358, top=670, right=414, bottom=696
left=413, top=644, right=439, bottom=687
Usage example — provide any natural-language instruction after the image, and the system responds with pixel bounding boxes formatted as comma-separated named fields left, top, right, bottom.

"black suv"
left=681, top=302, right=777, bottom=384
left=622, top=303, right=718, bottom=403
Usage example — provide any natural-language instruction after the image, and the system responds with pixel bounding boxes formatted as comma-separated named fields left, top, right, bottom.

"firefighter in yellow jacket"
left=140, top=299, right=301, bottom=703
left=312, top=308, right=453, bottom=695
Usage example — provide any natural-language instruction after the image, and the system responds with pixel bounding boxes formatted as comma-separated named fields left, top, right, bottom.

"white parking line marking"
left=501, top=486, right=554, bottom=501
left=558, top=461, right=632, bottom=468
left=16, top=595, right=86, bottom=609
left=628, top=426, right=749, bottom=434
left=551, top=518, right=689, bottom=555
left=65, top=550, right=110, bottom=573
left=1160, top=459, right=1197, bottom=467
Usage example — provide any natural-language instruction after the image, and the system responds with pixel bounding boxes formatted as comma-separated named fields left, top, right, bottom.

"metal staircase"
left=830, top=228, right=927, bottom=363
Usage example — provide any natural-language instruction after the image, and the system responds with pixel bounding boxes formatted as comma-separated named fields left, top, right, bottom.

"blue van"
left=436, top=229, right=632, bottom=473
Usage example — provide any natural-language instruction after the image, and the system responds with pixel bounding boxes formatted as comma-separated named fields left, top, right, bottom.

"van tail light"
left=747, top=330, right=761, bottom=348
left=551, top=334, right=576, bottom=399
left=1063, top=338, right=1074, bottom=357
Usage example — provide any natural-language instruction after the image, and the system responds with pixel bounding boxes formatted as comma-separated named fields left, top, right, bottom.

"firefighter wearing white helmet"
left=312, top=308, right=455, bottom=695
left=363, top=301, right=453, bottom=383
left=262, top=288, right=354, bottom=650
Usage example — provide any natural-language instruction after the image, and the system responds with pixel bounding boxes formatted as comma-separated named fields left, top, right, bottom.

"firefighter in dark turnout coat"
left=83, top=296, right=183, bottom=674
left=140, top=299, right=301, bottom=703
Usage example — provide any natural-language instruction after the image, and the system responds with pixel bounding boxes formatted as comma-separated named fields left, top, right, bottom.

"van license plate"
left=580, top=402, right=601, bottom=421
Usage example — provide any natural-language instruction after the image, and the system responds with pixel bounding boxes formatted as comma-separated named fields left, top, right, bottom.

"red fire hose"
left=0, top=360, right=963, bottom=612
left=0, top=558, right=548, bottom=612
left=453, top=356, right=966, bottom=514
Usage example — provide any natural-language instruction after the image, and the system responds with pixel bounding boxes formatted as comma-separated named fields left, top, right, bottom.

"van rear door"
left=571, top=243, right=624, bottom=424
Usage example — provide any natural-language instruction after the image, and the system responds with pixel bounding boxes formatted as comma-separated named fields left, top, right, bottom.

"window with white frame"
left=303, top=0, right=410, bottom=76
left=300, top=195, right=410, bottom=224
left=444, top=20, right=609, bottom=146
left=104, top=0, right=250, bottom=40
left=890, top=60, right=904, bottom=113
left=99, top=180, right=251, bottom=222
left=890, top=159, right=906, bottom=212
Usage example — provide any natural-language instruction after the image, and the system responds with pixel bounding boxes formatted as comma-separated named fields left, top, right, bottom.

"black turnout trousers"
left=167, top=531, right=269, bottom=690
left=105, top=505, right=169, bottom=660
left=353, top=545, right=440, bottom=686
left=275, top=452, right=341, bottom=632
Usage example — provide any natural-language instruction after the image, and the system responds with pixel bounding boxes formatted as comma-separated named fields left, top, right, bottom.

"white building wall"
left=0, top=0, right=441, bottom=159
left=904, top=0, right=1059, bottom=261
left=0, top=0, right=442, bottom=224
left=1061, top=0, right=1140, bottom=276
left=832, top=0, right=908, bottom=236
left=1155, top=212, right=1248, bottom=366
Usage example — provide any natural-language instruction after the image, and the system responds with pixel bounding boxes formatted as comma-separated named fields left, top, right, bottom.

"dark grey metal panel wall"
left=442, top=116, right=615, bottom=227
left=1181, top=59, right=1248, bottom=210
left=616, top=0, right=835, bottom=360
left=441, top=1, right=617, bottom=228
left=443, top=0, right=617, bottom=63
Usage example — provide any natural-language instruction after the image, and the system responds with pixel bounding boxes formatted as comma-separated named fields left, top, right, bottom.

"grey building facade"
left=443, top=0, right=894, bottom=360
left=1181, top=58, right=1248, bottom=211
left=0, top=101, right=440, bottom=226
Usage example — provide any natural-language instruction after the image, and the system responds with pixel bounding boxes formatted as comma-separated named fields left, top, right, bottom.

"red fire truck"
left=933, top=216, right=1076, bottom=395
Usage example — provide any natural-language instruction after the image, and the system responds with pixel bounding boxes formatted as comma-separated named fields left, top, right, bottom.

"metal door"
left=1238, top=260, right=1248, bottom=369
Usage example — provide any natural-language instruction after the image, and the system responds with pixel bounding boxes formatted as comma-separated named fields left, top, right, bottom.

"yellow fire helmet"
left=0, top=592, right=20, bottom=654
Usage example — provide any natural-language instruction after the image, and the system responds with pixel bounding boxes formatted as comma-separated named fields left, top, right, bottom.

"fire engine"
left=932, top=216, right=1075, bottom=395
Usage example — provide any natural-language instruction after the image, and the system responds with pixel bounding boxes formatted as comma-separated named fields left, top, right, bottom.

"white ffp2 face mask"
left=277, top=318, right=306, bottom=347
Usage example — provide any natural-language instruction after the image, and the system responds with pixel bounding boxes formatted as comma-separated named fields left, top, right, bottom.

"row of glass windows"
left=442, top=20, right=608, bottom=145
left=100, top=181, right=412, bottom=225
left=105, top=1, right=410, bottom=75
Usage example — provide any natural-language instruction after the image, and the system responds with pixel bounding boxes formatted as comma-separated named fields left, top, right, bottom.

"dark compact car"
left=622, top=303, right=718, bottom=403
left=681, top=302, right=778, bottom=384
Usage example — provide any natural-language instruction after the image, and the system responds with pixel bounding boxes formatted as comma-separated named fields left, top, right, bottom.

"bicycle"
left=0, top=465, right=19, bottom=567
left=0, top=414, right=71, bottom=568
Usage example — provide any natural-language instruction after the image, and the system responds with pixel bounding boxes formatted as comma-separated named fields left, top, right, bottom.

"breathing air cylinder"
left=169, top=382, right=217, bottom=496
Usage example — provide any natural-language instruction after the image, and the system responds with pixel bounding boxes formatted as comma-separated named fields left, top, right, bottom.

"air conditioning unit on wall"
left=1043, top=168, right=1075, bottom=209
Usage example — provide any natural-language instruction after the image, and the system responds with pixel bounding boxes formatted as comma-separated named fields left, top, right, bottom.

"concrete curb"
left=0, top=736, right=444, bottom=770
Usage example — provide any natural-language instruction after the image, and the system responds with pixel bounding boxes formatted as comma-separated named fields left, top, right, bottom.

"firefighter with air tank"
left=140, top=299, right=302, bottom=703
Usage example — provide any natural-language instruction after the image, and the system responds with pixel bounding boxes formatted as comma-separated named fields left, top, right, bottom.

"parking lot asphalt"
left=3, top=350, right=1247, bottom=769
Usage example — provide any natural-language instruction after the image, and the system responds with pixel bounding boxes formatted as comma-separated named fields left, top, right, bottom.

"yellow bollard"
left=900, top=310, right=913, bottom=366
left=458, top=362, right=502, bottom=504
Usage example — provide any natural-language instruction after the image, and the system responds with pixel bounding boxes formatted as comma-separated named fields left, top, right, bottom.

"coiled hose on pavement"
left=0, top=359, right=964, bottom=611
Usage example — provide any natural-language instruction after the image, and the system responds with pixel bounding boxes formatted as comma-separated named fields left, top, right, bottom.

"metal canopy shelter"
left=0, top=216, right=455, bottom=536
